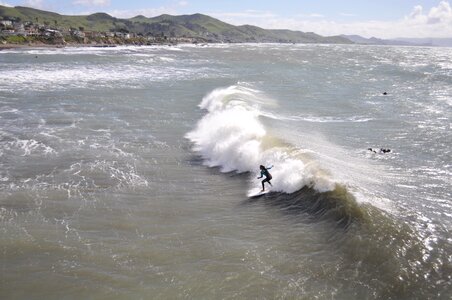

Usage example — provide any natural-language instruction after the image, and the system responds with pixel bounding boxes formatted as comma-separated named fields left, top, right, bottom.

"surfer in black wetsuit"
left=257, top=165, right=273, bottom=191
left=368, top=148, right=391, bottom=154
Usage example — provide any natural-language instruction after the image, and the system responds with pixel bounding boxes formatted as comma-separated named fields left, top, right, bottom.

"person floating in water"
left=257, top=165, right=273, bottom=191
left=368, top=148, right=391, bottom=154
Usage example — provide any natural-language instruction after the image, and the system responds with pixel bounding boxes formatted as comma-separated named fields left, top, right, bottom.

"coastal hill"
left=0, top=5, right=352, bottom=44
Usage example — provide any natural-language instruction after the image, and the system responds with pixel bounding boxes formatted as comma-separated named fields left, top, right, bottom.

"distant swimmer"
left=368, top=148, right=391, bottom=154
left=257, top=165, right=273, bottom=192
left=383, top=92, right=388, bottom=95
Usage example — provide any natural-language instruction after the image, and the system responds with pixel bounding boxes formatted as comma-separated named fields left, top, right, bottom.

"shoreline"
left=0, top=42, right=193, bottom=50
left=0, top=43, right=67, bottom=50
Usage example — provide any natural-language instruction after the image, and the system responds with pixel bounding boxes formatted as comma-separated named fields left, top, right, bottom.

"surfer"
left=368, top=148, right=391, bottom=154
left=257, top=165, right=273, bottom=191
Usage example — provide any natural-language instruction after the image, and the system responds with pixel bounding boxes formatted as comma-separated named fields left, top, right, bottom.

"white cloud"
left=107, top=0, right=189, bottom=18
left=405, top=2, right=452, bottom=24
left=213, top=10, right=276, bottom=20
left=307, top=13, right=324, bottom=18
left=24, top=0, right=45, bottom=9
left=211, top=10, right=280, bottom=28
left=427, top=0, right=452, bottom=23
left=108, top=7, right=178, bottom=19
left=212, top=1, right=452, bottom=38
left=178, top=1, right=188, bottom=7
left=0, top=1, right=13, bottom=7
left=73, top=0, right=110, bottom=7
left=340, top=13, right=356, bottom=17
left=408, top=5, right=424, bottom=21
left=400, top=1, right=452, bottom=36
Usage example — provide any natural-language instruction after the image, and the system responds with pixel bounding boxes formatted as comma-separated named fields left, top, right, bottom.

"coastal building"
left=0, top=29, right=15, bottom=35
left=71, top=30, right=85, bottom=38
left=14, top=23, right=25, bottom=32
left=44, top=29, right=63, bottom=37
left=114, top=32, right=130, bottom=39
left=0, top=20, right=13, bottom=27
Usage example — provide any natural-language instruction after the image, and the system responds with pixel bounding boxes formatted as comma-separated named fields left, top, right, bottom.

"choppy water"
left=0, top=44, right=451, bottom=299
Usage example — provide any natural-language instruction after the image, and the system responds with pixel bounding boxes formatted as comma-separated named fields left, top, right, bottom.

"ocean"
left=0, top=44, right=451, bottom=299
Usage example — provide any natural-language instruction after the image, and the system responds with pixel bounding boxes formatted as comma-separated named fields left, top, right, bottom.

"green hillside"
left=0, top=6, right=129, bottom=32
left=0, top=5, right=352, bottom=44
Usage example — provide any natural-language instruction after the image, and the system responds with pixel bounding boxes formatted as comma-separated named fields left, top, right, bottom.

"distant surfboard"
left=247, top=188, right=271, bottom=198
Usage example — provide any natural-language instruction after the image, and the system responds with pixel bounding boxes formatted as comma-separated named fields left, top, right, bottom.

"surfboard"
left=247, top=188, right=271, bottom=198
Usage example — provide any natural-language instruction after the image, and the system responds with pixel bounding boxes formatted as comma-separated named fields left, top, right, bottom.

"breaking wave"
left=186, top=85, right=339, bottom=195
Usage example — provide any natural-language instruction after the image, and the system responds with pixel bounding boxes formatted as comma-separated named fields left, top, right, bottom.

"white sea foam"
left=0, top=108, right=19, bottom=114
left=0, top=64, right=211, bottom=92
left=0, top=45, right=165, bottom=56
left=0, top=47, right=221, bottom=92
left=12, top=138, right=56, bottom=156
left=285, top=115, right=374, bottom=123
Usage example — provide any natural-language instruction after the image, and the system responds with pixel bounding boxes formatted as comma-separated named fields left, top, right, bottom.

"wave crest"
left=186, top=85, right=336, bottom=194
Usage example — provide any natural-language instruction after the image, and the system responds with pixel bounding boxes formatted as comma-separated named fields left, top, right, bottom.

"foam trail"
left=186, top=85, right=336, bottom=194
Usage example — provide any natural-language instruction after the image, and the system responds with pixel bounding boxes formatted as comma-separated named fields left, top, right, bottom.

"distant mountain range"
left=341, top=35, right=417, bottom=46
left=1, top=5, right=451, bottom=46
left=342, top=35, right=452, bottom=47
left=393, top=38, right=452, bottom=47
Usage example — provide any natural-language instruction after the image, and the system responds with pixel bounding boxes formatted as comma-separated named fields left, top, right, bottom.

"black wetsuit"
left=258, top=166, right=273, bottom=190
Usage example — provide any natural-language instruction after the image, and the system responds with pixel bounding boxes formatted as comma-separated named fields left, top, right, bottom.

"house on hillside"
left=0, top=29, right=15, bottom=35
left=14, top=22, right=24, bottom=31
left=84, top=31, right=96, bottom=38
left=44, top=29, right=63, bottom=37
left=0, top=20, right=13, bottom=28
left=71, top=30, right=85, bottom=38
left=24, top=22, right=39, bottom=36
left=114, top=32, right=130, bottom=39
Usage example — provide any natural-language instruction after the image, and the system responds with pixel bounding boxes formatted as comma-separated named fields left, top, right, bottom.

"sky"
left=1, top=0, right=452, bottom=38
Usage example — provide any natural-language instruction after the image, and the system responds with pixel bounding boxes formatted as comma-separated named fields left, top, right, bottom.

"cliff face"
left=0, top=5, right=353, bottom=44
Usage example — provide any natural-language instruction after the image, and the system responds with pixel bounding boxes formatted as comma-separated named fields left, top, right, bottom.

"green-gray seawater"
left=0, top=44, right=451, bottom=299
